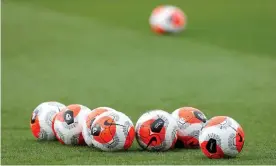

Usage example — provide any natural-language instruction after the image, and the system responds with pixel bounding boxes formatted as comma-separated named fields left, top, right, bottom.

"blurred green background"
left=2, top=0, right=276, bottom=164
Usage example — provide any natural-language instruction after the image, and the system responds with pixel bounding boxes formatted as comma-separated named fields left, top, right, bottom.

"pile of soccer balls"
left=30, top=101, right=245, bottom=159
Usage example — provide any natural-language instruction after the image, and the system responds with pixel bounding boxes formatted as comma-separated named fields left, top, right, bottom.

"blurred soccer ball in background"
left=135, top=110, right=178, bottom=151
left=199, top=116, right=245, bottom=159
left=172, top=107, right=207, bottom=148
left=30, top=101, right=65, bottom=140
left=149, top=5, right=187, bottom=34
left=90, top=110, right=135, bottom=151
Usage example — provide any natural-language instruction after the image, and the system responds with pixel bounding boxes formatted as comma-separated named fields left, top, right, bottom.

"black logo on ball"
left=91, top=124, right=101, bottom=136
left=194, top=111, right=207, bottom=123
left=206, top=138, right=217, bottom=153
left=146, top=136, right=157, bottom=148
left=104, top=120, right=124, bottom=127
left=64, top=110, right=74, bottom=125
left=151, top=118, right=165, bottom=133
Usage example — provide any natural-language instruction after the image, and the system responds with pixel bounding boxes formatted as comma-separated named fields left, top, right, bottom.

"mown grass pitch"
left=2, top=0, right=276, bottom=164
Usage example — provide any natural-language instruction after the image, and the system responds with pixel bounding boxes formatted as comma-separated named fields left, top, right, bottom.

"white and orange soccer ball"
left=82, top=107, right=117, bottom=147
left=199, top=116, right=245, bottom=159
left=172, top=107, right=207, bottom=148
left=149, top=5, right=187, bottom=34
left=135, top=110, right=178, bottom=151
left=89, top=110, right=135, bottom=151
left=53, top=104, right=91, bottom=145
left=30, top=101, right=66, bottom=140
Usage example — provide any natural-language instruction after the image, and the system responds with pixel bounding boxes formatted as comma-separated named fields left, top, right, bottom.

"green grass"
left=2, top=0, right=276, bottom=164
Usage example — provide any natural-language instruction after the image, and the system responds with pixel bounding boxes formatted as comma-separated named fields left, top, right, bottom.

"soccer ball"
left=53, top=104, right=91, bottom=145
left=82, top=107, right=117, bottom=146
left=149, top=5, right=187, bottom=34
left=30, top=101, right=65, bottom=140
left=199, top=116, right=245, bottom=158
left=172, top=107, right=207, bottom=148
left=90, top=110, right=135, bottom=151
left=135, top=110, right=178, bottom=151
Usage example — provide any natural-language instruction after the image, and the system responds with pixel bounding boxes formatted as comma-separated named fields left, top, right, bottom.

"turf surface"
left=2, top=0, right=276, bottom=164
